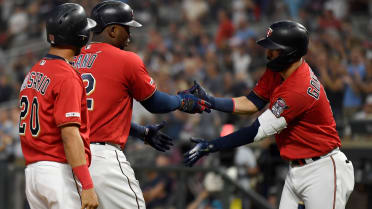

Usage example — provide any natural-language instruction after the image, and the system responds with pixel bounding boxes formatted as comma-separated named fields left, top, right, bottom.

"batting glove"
left=179, top=81, right=215, bottom=109
left=184, top=138, right=215, bottom=167
left=144, top=121, right=174, bottom=152
left=177, top=92, right=211, bottom=113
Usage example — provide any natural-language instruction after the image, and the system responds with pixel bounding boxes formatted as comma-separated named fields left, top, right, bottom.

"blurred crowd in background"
left=0, top=0, right=371, bottom=209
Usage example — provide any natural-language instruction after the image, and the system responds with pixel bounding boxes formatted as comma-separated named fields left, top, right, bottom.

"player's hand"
left=80, top=188, right=99, bottom=209
left=177, top=92, right=211, bottom=113
left=184, top=137, right=214, bottom=167
left=179, top=81, right=215, bottom=109
left=144, top=121, right=174, bottom=152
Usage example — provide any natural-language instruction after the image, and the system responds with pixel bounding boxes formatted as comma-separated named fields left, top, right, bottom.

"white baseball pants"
left=25, top=161, right=82, bottom=209
left=89, top=143, right=146, bottom=209
left=279, top=149, right=354, bottom=209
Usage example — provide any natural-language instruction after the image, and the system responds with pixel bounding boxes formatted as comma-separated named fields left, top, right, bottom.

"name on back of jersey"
left=20, top=71, right=51, bottom=95
left=72, top=53, right=98, bottom=69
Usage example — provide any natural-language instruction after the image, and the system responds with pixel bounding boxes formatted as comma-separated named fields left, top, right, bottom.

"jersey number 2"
left=81, top=73, right=96, bottom=111
left=19, top=96, right=40, bottom=137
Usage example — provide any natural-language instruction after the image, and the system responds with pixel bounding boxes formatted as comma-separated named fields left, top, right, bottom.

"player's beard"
left=119, top=35, right=130, bottom=50
left=266, top=55, right=292, bottom=72
left=121, top=26, right=131, bottom=50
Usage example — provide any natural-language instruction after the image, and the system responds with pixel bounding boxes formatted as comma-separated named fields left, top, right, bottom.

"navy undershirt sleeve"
left=129, top=122, right=146, bottom=140
left=209, top=119, right=260, bottom=152
left=210, top=97, right=234, bottom=113
left=246, top=91, right=268, bottom=111
left=140, top=90, right=181, bottom=113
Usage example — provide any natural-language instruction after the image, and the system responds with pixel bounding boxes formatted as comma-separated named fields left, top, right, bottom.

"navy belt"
left=291, top=156, right=321, bottom=166
left=90, top=142, right=106, bottom=145
left=290, top=147, right=339, bottom=167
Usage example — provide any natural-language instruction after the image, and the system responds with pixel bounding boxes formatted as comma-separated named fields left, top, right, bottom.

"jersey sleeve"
left=54, top=77, right=84, bottom=127
left=126, top=53, right=156, bottom=101
left=270, top=90, right=314, bottom=124
left=253, top=69, right=277, bottom=101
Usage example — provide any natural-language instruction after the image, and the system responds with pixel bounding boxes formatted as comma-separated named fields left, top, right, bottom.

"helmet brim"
left=124, top=20, right=142, bottom=28
left=256, top=38, right=285, bottom=50
left=87, top=18, right=97, bottom=30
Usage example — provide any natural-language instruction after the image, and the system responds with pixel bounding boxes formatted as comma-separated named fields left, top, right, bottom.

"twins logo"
left=266, top=27, right=273, bottom=37
left=271, top=98, right=288, bottom=118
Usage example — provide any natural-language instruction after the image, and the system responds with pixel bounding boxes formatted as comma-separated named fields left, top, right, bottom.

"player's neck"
left=48, top=46, right=76, bottom=62
left=279, top=58, right=303, bottom=80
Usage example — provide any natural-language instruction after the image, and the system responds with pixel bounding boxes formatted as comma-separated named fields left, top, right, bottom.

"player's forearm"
left=61, top=125, right=94, bottom=190
left=232, top=96, right=260, bottom=115
left=208, top=120, right=260, bottom=152
left=61, top=125, right=87, bottom=167
left=140, top=90, right=181, bottom=113
left=209, top=109, right=287, bottom=152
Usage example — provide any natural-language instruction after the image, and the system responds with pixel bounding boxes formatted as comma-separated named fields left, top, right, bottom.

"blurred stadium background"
left=0, top=0, right=371, bottom=208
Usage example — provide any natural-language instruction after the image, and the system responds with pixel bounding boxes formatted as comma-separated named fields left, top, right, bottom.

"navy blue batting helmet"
left=257, top=20, right=309, bottom=71
left=46, top=3, right=96, bottom=47
left=91, top=1, right=142, bottom=34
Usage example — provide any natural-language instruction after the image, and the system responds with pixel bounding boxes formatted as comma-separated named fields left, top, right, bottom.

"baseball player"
left=182, top=20, right=354, bottom=209
left=73, top=1, right=211, bottom=209
left=19, top=3, right=98, bottom=209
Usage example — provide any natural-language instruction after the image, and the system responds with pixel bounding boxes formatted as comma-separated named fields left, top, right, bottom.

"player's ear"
left=107, top=25, right=117, bottom=39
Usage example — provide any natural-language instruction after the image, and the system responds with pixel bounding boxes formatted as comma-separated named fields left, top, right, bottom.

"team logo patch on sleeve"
left=149, top=77, right=155, bottom=85
left=271, top=98, right=288, bottom=118
left=65, top=112, right=80, bottom=118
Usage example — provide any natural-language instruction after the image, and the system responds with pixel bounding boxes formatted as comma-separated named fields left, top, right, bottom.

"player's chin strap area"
left=254, top=109, right=287, bottom=142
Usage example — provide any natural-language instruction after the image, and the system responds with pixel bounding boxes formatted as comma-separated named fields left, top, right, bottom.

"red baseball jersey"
left=19, top=56, right=91, bottom=165
left=74, top=43, right=156, bottom=146
left=253, top=61, right=341, bottom=160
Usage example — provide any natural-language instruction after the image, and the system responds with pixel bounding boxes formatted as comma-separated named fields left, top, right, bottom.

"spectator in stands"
left=354, top=59, right=372, bottom=119
left=215, top=9, right=234, bottom=49
left=182, top=0, right=209, bottom=22
left=318, top=54, right=347, bottom=122
left=283, top=0, right=305, bottom=19
left=186, top=172, right=223, bottom=209
left=343, top=46, right=367, bottom=119
left=142, top=154, right=174, bottom=209
left=0, top=74, right=13, bottom=104
left=0, top=128, right=13, bottom=209
left=8, top=5, right=28, bottom=45
left=318, top=9, right=342, bottom=31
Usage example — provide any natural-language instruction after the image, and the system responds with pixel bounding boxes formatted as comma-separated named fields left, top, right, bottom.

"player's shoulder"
left=44, top=59, right=81, bottom=81
left=280, top=61, right=321, bottom=99
left=285, top=61, right=313, bottom=88
left=118, top=49, right=143, bottom=63
left=33, top=58, right=74, bottom=74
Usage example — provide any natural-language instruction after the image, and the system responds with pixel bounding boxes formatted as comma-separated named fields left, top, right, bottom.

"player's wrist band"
left=72, top=164, right=94, bottom=190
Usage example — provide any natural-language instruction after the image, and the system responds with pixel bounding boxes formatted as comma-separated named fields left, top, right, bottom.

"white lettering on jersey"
left=65, top=112, right=80, bottom=118
left=20, top=72, right=51, bottom=95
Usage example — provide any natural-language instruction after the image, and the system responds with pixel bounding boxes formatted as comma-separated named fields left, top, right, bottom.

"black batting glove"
left=184, top=137, right=215, bottom=167
left=144, top=121, right=174, bottom=152
left=177, top=92, right=211, bottom=113
left=179, top=81, right=215, bottom=109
